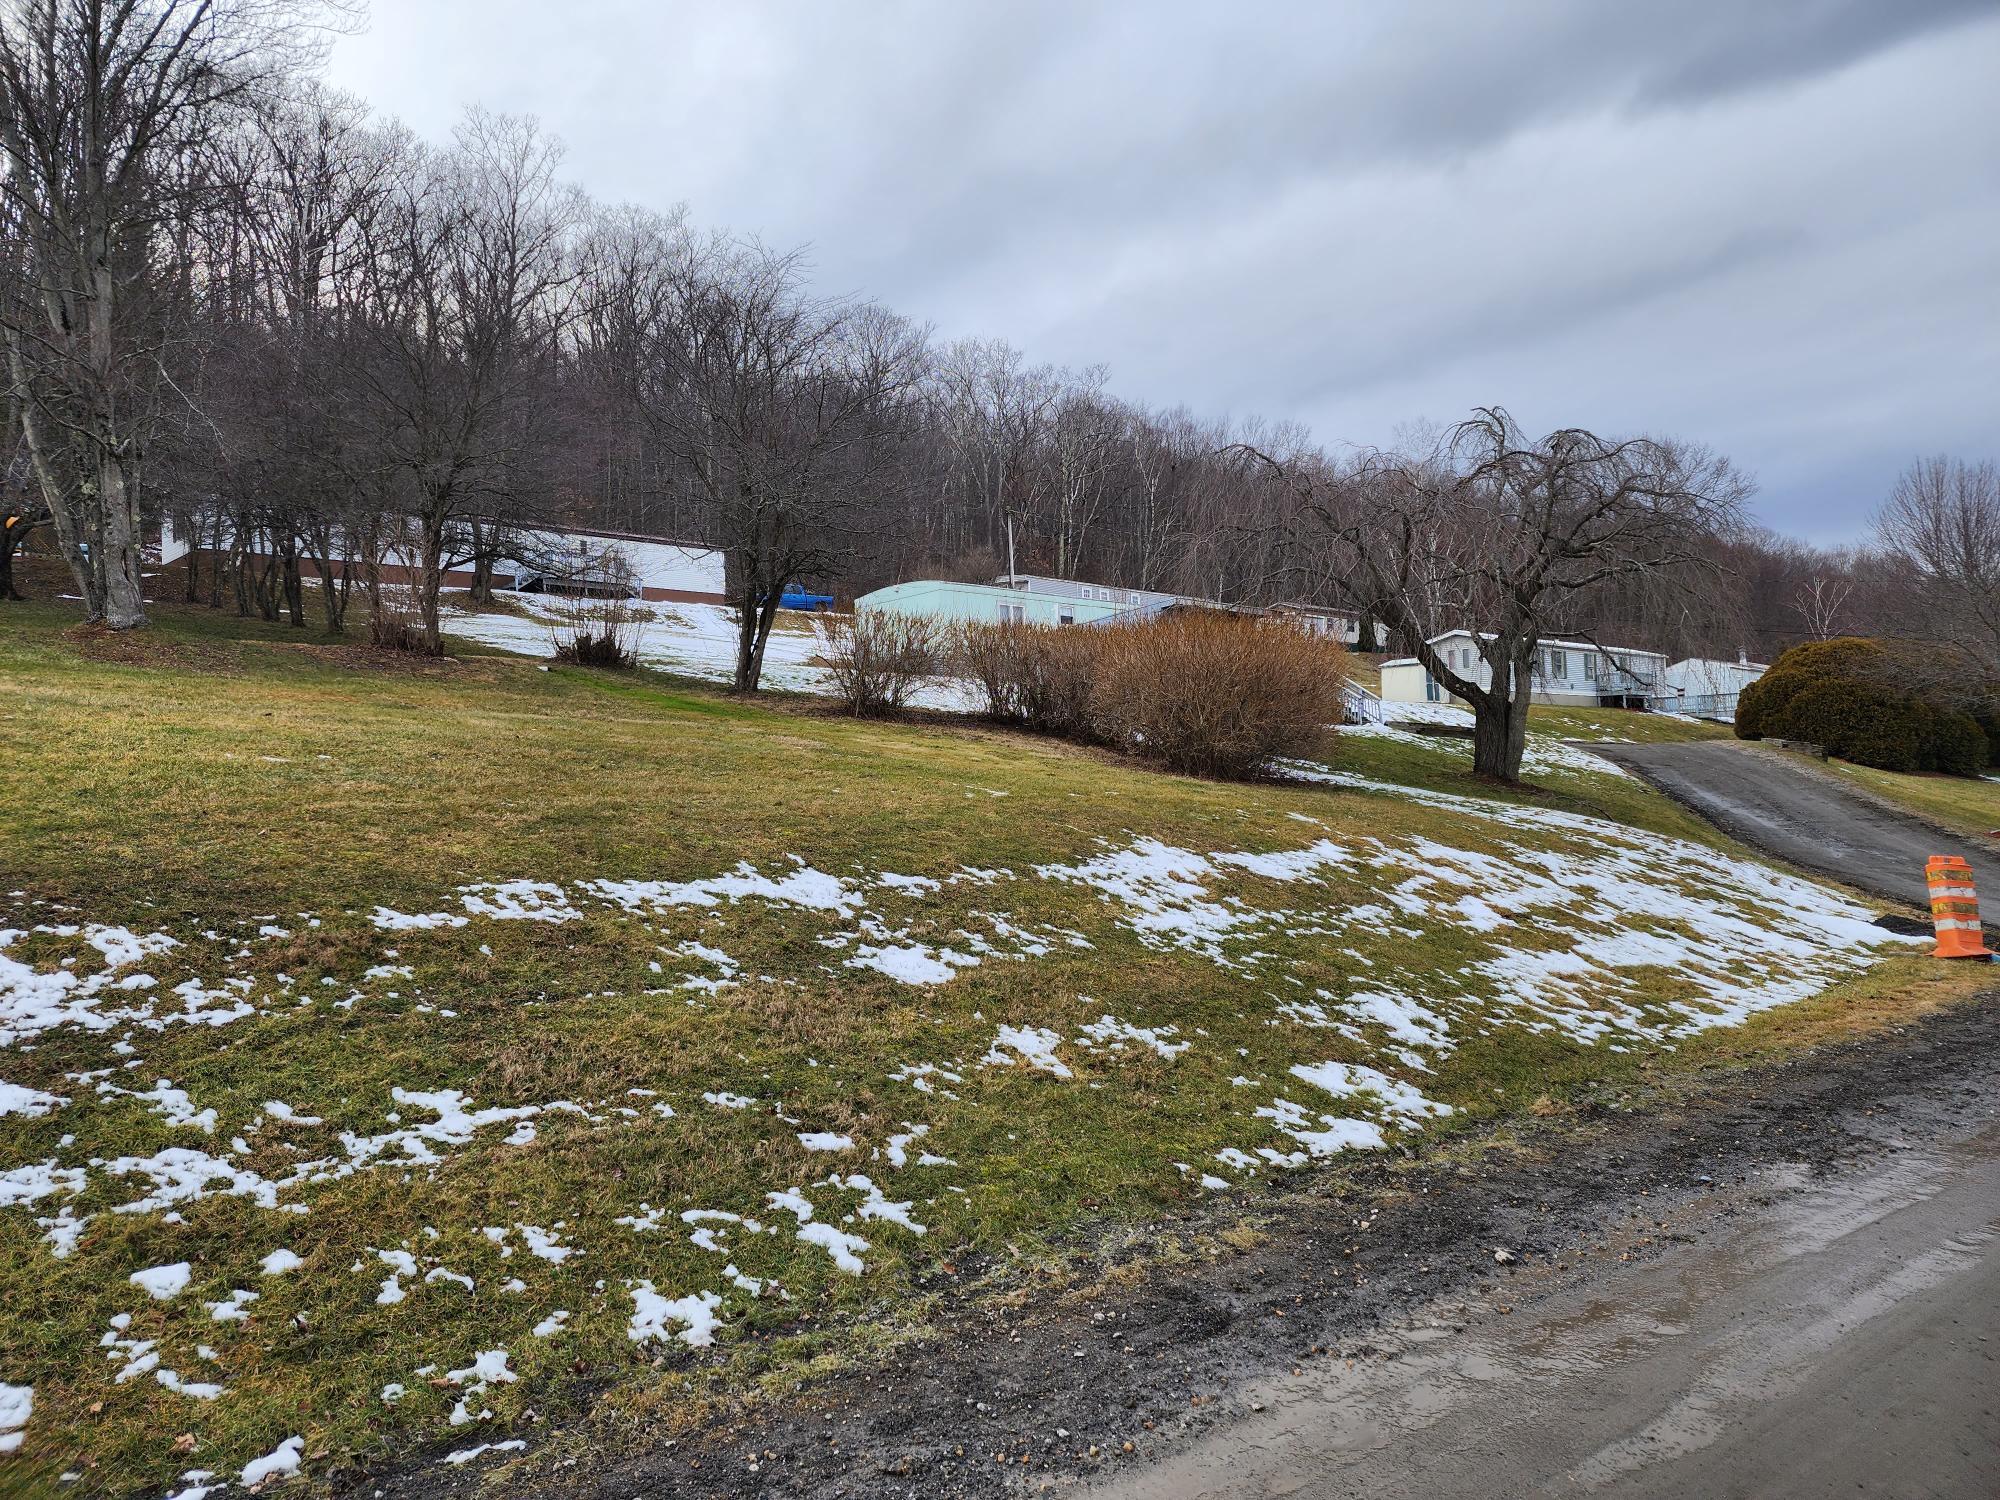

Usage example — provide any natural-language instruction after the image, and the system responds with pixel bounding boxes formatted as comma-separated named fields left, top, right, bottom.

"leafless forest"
left=0, top=0, right=1992, bottom=687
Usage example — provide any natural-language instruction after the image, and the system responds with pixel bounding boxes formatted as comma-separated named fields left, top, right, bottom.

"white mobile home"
left=857, top=573, right=1364, bottom=639
left=1659, top=656, right=1767, bottom=720
left=487, top=524, right=725, bottom=603
left=1380, top=630, right=1668, bottom=709
left=157, top=518, right=727, bottom=605
left=1266, top=602, right=1364, bottom=645
left=857, top=573, right=1210, bottom=628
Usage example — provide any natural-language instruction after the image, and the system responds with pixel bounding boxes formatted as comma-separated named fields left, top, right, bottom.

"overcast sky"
left=325, top=0, right=1999, bottom=543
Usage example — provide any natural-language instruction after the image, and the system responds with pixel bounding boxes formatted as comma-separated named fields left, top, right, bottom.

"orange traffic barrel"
left=1926, top=855, right=1993, bottom=959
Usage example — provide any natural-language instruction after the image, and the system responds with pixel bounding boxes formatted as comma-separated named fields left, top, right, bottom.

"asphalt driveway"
left=1585, top=739, right=2000, bottom=913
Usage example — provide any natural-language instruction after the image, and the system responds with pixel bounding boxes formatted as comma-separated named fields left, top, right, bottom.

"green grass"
left=0, top=596, right=1954, bottom=1494
left=1822, top=758, right=2000, bottom=838
left=1527, top=704, right=1735, bottom=743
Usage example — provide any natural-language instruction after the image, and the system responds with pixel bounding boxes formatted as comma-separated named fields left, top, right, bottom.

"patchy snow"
left=155, top=1367, right=225, bottom=1400
left=797, top=1131, right=855, bottom=1153
left=1289, top=1061, right=1453, bottom=1124
left=829, top=1174, right=927, bottom=1235
left=445, top=1349, right=516, bottom=1390
left=207, top=1289, right=258, bottom=1322
left=259, top=1247, right=304, bottom=1276
left=846, top=942, right=980, bottom=985
left=240, top=1435, right=304, bottom=1488
left=796, top=1221, right=871, bottom=1275
left=0, top=923, right=176, bottom=1044
left=0, top=1382, right=28, bottom=1454
left=97, top=1078, right=218, bottom=1133
left=626, top=1283, right=724, bottom=1346
left=765, top=1187, right=815, bottom=1222
left=443, top=1439, right=526, bottom=1467
left=0, top=1080, right=64, bottom=1118
left=514, top=1223, right=578, bottom=1264
left=130, top=1261, right=192, bottom=1300
left=981, top=1024, right=1073, bottom=1079
left=367, top=906, right=468, bottom=931
left=1254, top=1096, right=1386, bottom=1158
left=585, top=860, right=861, bottom=919
left=1077, top=1014, right=1190, bottom=1061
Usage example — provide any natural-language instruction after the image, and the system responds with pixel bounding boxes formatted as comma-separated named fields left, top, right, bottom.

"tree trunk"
left=731, top=582, right=762, bottom=692
left=281, top=547, right=305, bottom=627
left=0, top=529, right=20, bottom=600
left=1357, top=612, right=1380, bottom=653
left=206, top=513, right=224, bottom=608
left=745, top=591, right=782, bottom=692
left=255, top=551, right=281, bottom=622
left=1468, top=655, right=1532, bottom=782
left=418, top=521, right=445, bottom=655
left=96, top=453, right=148, bottom=629
left=11, top=370, right=103, bottom=620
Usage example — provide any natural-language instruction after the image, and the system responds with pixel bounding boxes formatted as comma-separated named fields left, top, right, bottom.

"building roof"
left=1425, top=628, right=1667, bottom=658
left=514, top=520, right=717, bottom=553
left=1269, top=600, right=1360, bottom=619
left=1667, top=655, right=1769, bottom=671
left=992, top=573, right=1189, bottom=606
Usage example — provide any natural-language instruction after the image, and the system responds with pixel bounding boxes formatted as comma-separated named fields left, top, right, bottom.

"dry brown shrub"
left=548, top=591, right=645, bottom=669
left=368, top=591, right=428, bottom=654
left=1090, top=610, right=1348, bottom=777
left=822, top=611, right=942, bottom=715
left=954, top=619, right=1101, bottom=738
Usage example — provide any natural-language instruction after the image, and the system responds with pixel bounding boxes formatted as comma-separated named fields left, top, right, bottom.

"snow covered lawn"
left=0, top=599, right=1950, bottom=1494
left=442, top=594, right=981, bottom=710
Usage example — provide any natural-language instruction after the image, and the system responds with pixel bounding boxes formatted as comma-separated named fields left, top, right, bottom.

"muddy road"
left=1093, top=1090, right=2000, bottom=1499
left=365, top=1000, right=2000, bottom=1500
left=1586, top=739, right=2000, bottom=911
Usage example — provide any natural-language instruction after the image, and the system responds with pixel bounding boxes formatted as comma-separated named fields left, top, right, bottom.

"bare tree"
left=352, top=108, right=580, bottom=652
left=1792, top=568, right=1855, bottom=641
left=0, top=0, right=338, bottom=628
left=1876, top=456, right=2000, bottom=679
left=641, top=240, right=924, bottom=691
left=1242, top=407, right=1750, bottom=781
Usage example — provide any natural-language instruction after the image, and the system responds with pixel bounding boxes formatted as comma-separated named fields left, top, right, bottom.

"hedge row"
left=823, top=609, right=1350, bottom=779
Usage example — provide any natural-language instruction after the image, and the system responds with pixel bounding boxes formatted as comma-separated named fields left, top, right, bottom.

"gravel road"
left=1586, top=739, right=2000, bottom=913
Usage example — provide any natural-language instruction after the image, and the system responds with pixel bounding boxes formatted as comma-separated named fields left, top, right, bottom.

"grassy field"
left=1822, top=758, right=2000, bottom=838
left=0, top=595, right=1967, bottom=1495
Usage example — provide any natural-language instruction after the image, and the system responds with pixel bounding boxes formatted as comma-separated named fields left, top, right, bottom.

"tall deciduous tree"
left=353, top=108, right=580, bottom=652
left=0, top=0, right=333, bottom=627
left=642, top=241, right=925, bottom=691
left=1244, top=407, right=1750, bottom=781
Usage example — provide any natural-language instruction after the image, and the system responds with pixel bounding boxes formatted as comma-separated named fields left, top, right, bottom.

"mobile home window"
left=1550, top=649, right=1567, bottom=678
left=1059, top=608, right=1074, bottom=626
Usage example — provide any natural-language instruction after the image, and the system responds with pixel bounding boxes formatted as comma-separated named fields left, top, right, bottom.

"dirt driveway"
left=1585, top=739, right=2000, bottom=913
left=1090, top=1095, right=2000, bottom=1500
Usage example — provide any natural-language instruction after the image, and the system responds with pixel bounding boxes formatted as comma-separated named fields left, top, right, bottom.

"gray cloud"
left=325, top=0, right=2000, bottom=541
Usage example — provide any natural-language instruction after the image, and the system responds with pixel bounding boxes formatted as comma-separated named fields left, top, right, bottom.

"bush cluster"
left=819, top=611, right=943, bottom=716
left=547, top=593, right=644, bottom=669
left=825, top=609, right=1348, bottom=778
left=1735, top=636, right=1987, bottom=776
